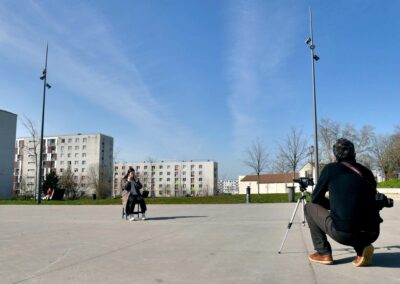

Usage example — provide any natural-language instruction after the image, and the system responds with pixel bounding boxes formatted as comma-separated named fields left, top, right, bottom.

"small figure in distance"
left=305, top=138, right=382, bottom=267
left=123, top=167, right=147, bottom=221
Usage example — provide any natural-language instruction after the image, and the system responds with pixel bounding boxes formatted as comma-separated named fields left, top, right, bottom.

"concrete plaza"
left=0, top=203, right=399, bottom=283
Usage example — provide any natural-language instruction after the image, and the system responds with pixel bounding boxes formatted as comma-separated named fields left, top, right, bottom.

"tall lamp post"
left=305, top=8, right=320, bottom=182
left=36, top=44, right=52, bottom=204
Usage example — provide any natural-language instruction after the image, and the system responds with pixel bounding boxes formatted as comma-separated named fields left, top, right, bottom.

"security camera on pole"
left=36, top=44, right=51, bottom=204
left=305, top=7, right=320, bottom=182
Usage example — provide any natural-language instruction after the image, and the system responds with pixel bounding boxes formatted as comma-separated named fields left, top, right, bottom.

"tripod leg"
left=301, top=196, right=307, bottom=226
left=278, top=197, right=303, bottom=254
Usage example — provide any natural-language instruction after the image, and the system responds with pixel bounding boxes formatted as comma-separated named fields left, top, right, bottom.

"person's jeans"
left=304, top=203, right=379, bottom=256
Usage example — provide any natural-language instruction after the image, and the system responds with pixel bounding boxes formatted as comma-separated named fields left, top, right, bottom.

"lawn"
left=0, top=193, right=310, bottom=205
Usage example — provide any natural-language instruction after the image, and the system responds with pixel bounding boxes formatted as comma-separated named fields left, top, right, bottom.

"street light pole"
left=37, top=44, right=51, bottom=204
left=306, top=7, right=320, bottom=181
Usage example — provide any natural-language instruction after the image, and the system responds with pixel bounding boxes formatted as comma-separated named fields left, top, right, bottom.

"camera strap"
left=341, top=162, right=375, bottom=189
left=341, top=162, right=363, bottom=177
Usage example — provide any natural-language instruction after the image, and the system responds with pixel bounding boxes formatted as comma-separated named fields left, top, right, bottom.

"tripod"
left=278, top=186, right=309, bottom=254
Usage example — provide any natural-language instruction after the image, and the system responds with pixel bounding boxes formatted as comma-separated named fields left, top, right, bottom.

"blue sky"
left=1, top=0, right=399, bottom=179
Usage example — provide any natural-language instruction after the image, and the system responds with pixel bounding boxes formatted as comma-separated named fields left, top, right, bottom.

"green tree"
left=42, top=171, right=59, bottom=195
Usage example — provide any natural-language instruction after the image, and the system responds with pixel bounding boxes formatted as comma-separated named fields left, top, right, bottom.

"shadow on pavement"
left=333, top=250, right=400, bottom=268
left=146, top=216, right=207, bottom=221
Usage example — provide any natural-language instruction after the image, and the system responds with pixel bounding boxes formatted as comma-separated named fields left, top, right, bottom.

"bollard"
left=246, top=186, right=251, bottom=204
left=92, top=193, right=97, bottom=200
left=287, top=186, right=295, bottom=202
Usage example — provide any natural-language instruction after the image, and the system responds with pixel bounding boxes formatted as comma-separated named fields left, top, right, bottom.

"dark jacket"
left=123, top=179, right=143, bottom=196
left=312, top=161, right=382, bottom=232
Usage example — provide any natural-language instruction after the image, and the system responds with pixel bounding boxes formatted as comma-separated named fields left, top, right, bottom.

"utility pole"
left=37, top=44, right=52, bottom=204
left=305, top=8, right=320, bottom=181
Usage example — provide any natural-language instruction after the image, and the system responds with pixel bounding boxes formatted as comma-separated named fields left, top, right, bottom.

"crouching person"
left=305, top=138, right=382, bottom=267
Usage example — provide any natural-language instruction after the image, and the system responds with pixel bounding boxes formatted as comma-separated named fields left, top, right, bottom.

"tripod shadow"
left=334, top=246, right=400, bottom=267
left=146, top=216, right=207, bottom=221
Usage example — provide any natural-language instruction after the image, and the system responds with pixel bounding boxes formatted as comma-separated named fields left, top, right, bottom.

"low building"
left=114, top=160, right=218, bottom=197
left=238, top=163, right=317, bottom=194
left=0, top=110, right=17, bottom=199
left=239, top=173, right=299, bottom=194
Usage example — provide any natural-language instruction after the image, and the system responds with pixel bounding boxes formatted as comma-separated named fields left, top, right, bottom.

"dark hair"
left=123, top=166, right=135, bottom=179
left=333, top=138, right=356, bottom=161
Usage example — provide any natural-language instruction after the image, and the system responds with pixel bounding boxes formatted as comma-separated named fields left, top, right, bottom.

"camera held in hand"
left=293, top=177, right=314, bottom=191
left=376, top=192, right=394, bottom=209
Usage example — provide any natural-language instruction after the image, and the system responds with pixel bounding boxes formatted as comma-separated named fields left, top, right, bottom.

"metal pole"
left=308, top=8, right=320, bottom=181
left=36, top=44, right=49, bottom=204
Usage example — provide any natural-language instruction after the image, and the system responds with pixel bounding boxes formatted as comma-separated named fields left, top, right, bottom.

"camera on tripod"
left=293, top=177, right=314, bottom=191
left=376, top=192, right=394, bottom=209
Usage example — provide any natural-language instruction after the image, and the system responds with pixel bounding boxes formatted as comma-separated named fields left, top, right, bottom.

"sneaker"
left=141, top=214, right=146, bottom=221
left=353, top=245, right=374, bottom=267
left=308, top=252, right=334, bottom=265
left=129, top=216, right=136, bottom=221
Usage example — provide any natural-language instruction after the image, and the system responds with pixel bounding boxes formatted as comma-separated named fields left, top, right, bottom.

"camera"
left=293, top=177, right=314, bottom=191
left=376, top=192, right=394, bottom=209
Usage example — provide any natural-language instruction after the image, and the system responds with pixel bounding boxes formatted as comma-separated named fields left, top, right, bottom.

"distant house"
left=239, top=173, right=299, bottom=194
left=238, top=163, right=319, bottom=194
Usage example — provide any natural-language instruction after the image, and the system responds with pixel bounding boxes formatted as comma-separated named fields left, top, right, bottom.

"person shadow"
left=145, top=216, right=207, bottom=221
left=334, top=246, right=400, bottom=267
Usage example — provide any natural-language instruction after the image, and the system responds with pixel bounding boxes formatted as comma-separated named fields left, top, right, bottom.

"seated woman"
left=123, top=167, right=147, bottom=221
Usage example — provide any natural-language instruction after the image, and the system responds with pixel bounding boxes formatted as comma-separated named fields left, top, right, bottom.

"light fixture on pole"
left=37, top=44, right=51, bottom=204
left=305, top=7, right=320, bottom=182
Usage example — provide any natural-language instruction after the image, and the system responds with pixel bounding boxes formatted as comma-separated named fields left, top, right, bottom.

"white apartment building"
left=218, top=179, right=239, bottom=194
left=114, top=160, right=218, bottom=197
left=0, top=110, right=17, bottom=199
left=14, top=133, right=113, bottom=197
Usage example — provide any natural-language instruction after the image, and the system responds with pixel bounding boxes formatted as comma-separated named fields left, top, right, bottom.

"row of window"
left=60, top=153, right=86, bottom=159
left=59, top=168, right=86, bottom=173
left=116, top=164, right=204, bottom=170
left=60, top=160, right=86, bottom=166
left=60, top=145, right=87, bottom=151
left=116, top=171, right=203, bottom=177
left=60, top=138, right=88, bottom=143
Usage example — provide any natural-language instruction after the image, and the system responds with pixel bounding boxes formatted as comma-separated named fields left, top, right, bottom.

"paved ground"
left=0, top=203, right=399, bottom=284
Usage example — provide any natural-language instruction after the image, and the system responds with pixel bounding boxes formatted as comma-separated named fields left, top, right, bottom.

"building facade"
left=14, top=133, right=113, bottom=198
left=238, top=163, right=316, bottom=194
left=114, top=160, right=218, bottom=197
left=0, top=110, right=17, bottom=199
left=218, top=179, right=239, bottom=194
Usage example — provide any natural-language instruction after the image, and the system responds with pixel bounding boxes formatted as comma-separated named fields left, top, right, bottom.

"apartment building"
left=14, top=133, right=113, bottom=197
left=0, top=110, right=17, bottom=199
left=218, top=179, right=239, bottom=194
left=114, top=160, right=218, bottom=197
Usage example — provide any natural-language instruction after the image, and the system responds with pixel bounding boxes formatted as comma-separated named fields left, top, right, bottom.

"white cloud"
left=0, top=1, right=201, bottom=158
left=227, top=0, right=301, bottom=152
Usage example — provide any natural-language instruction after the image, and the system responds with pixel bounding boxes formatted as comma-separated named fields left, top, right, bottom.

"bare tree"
left=343, top=124, right=374, bottom=167
left=371, top=134, right=391, bottom=180
left=243, top=137, right=268, bottom=194
left=87, top=163, right=111, bottom=199
left=278, top=128, right=308, bottom=183
left=318, top=119, right=374, bottom=167
left=59, top=166, right=78, bottom=199
left=146, top=157, right=157, bottom=197
left=318, top=119, right=340, bottom=163
left=20, top=115, right=40, bottom=199
left=271, top=152, right=291, bottom=174
left=387, top=129, right=400, bottom=178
